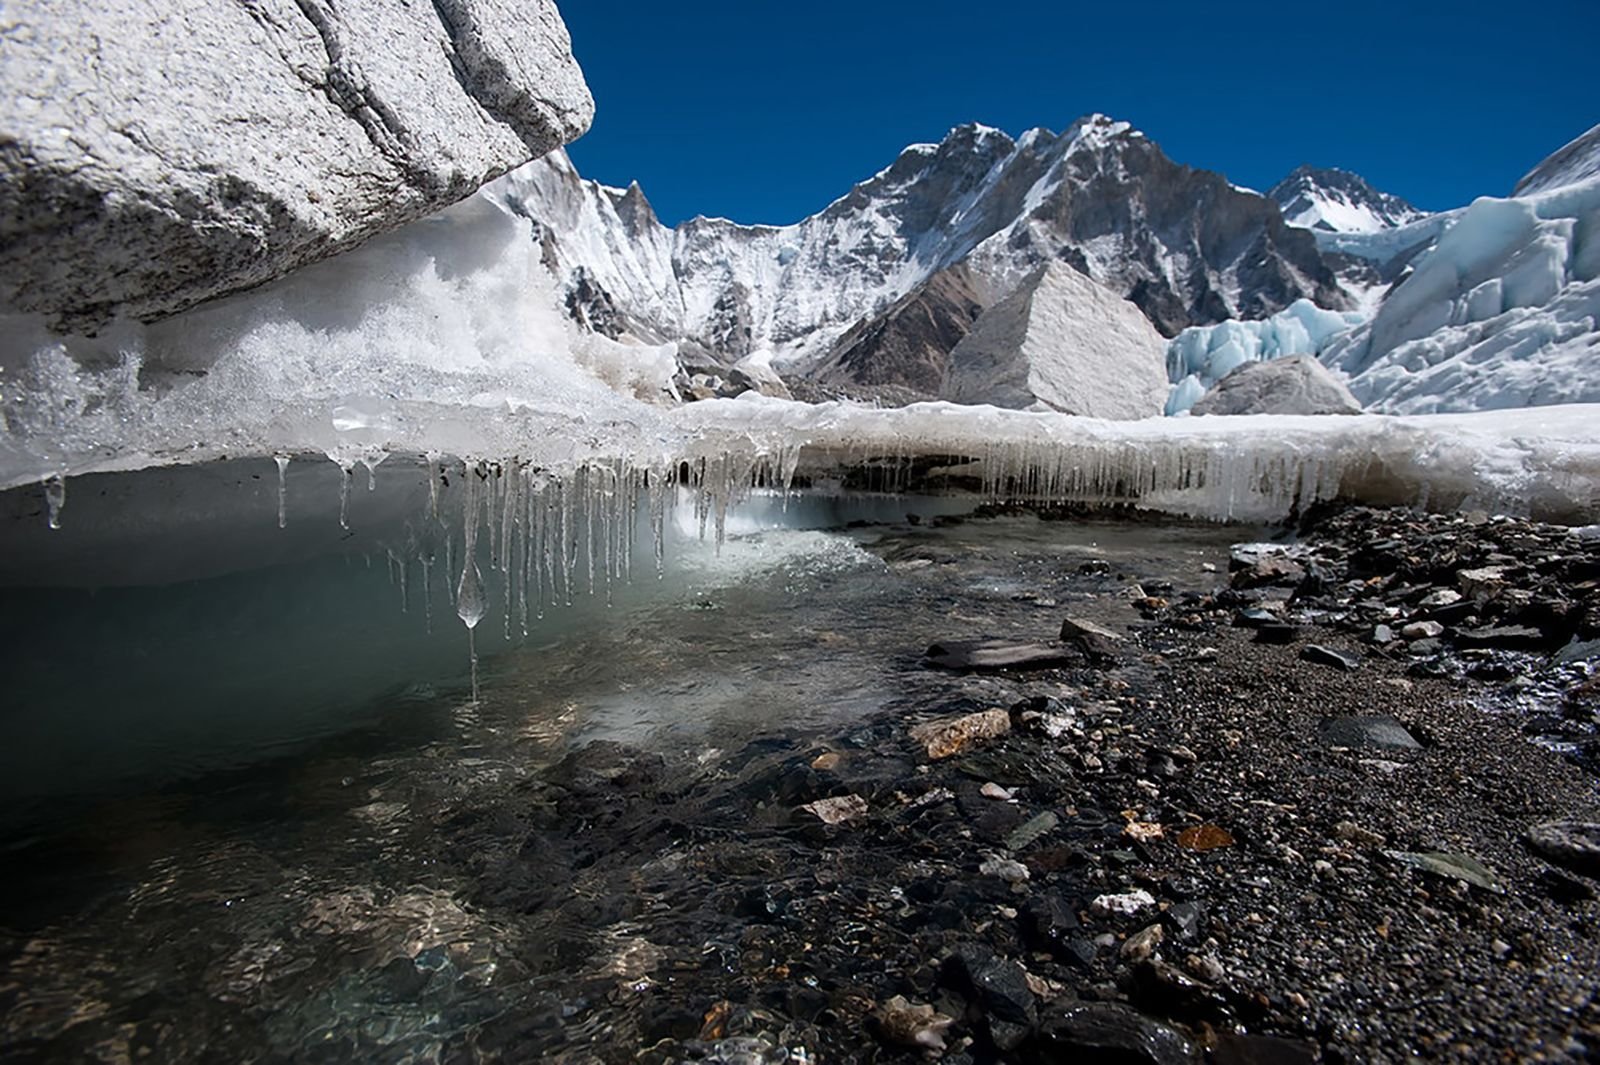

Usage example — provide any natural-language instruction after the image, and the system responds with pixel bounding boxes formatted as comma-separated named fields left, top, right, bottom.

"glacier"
left=1164, top=300, right=1364, bottom=414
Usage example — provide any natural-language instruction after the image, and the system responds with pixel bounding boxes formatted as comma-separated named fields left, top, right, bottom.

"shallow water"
left=0, top=487, right=1245, bottom=1063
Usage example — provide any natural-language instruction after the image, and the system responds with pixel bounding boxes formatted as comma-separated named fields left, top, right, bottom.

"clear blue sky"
left=559, top=0, right=1596, bottom=227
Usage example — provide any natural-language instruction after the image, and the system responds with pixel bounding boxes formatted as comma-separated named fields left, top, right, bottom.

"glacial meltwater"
left=0, top=457, right=1247, bottom=1063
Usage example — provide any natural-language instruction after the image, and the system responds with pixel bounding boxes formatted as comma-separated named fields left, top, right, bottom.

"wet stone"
left=1211, top=1032, right=1321, bottom=1065
left=925, top=639, right=1082, bottom=672
left=1252, top=623, right=1300, bottom=645
left=1319, top=714, right=1421, bottom=750
left=1301, top=644, right=1360, bottom=671
left=942, top=945, right=1037, bottom=1051
left=1034, top=1001, right=1202, bottom=1065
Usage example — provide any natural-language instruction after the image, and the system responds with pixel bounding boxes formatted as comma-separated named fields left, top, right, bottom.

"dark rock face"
left=814, top=263, right=988, bottom=396
left=0, top=0, right=594, bottom=331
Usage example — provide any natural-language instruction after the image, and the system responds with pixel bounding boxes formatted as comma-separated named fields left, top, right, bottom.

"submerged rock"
left=910, top=708, right=1012, bottom=760
left=1, top=0, right=594, bottom=329
left=1526, top=820, right=1600, bottom=877
left=925, top=639, right=1082, bottom=672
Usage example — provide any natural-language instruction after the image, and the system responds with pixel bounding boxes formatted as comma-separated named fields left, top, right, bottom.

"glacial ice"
left=1165, top=300, right=1365, bottom=414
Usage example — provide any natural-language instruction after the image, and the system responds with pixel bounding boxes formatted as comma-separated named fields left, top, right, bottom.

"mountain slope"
left=1514, top=122, right=1600, bottom=196
left=1268, top=166, right=1427, bottom=234
left=495, top=115, right=1347, bottom=396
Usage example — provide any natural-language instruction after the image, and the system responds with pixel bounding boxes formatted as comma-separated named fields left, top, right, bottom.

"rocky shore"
left=434, top=505, right=1600, bottom=1063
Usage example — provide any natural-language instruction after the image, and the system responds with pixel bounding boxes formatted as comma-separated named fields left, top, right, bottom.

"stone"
left=1400, top=620, right=1445, bottom=640
left=1525, top=820, right=1600, bottom=877
left=1384, top=850, right=1503, bottom=893
left=1253, top=623, right=1301, bottom=645
left=1419, top=588, right=1463, bottom=609
left=1455, top=625, right=1548, bottom=650
left=980, top=781, right=1016, bottom=801
left=943, top=946, right=1037, bottom=1051
left=1164, top=901, right=1203, bottom=939
left=1334, top=820, right=1388, bottom=847
left=1034, top=1002, right=1202, bottom=1064
left=1210, top=1033, right=1320, bottom=1065
left=1091, top=889, right=1158, bottom=917
left=874, top=995, right=954, bottom=1053
left=1191, top=355, right=1362, bottom=416
left=1060, top=616, right=1124, bottom=659
left=1120, top=922, right=1165, bottom=962
left=1371, top=623, right=1396, bottom=644
left=1457, top=566, right=1509, bottom=598
left=1021, top=893, right=1082, bottom=955
left=924, top=639, right=1081, bottom=672
left=1, top=0, right=593, bottom=329
left=910, top=708, right=1012, bottom=760
left=1124, top=821, right=1165, bottom=844
left=1301, top=644, right=1360, bottom=671
left=980, top=856, right=1031, bottom=885
left=1175, top=824, right=1234, bottom=851
left=800, top=794, right=868, bottom=825
left=1319, top=715, right=1421, bottom=749
left=1005, top=811, right=1060, bottom=852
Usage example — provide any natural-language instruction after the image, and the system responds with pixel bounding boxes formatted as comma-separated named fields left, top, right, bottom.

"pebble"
left=1091, top=889, right=1157, bottom=917
left=800, top=794, right=868, bottom=825
left=980, top=856, right=1031, bottom=885
left=980, top=781, right=1016, bottom=801
left=1120, top=922, right=1164, bottom=962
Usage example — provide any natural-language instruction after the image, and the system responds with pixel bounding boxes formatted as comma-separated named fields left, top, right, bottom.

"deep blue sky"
left=559, top=0, right=1596, bottom=227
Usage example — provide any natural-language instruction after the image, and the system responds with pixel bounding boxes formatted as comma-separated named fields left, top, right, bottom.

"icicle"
left=560, top=474, right=575, bottom=606
left=426, top=451, right=442, bottom=519
left=420, top=556, right=434, bottom=634
left=457, top=463, right=487, bottom=705
left=500, top=464, right=517, bottom=641
left=337, top=464, right=353, bottom=530
left=274, top=453, right=290, bottom=529
left=42, top=473, right=65, bottom=530
left=360, top=448, right=387, bottom=491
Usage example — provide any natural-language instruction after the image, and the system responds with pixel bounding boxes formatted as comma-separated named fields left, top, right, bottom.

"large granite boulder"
left=1191, top=355, right=1362, bottom=416
left=941, top=261, right=1168, bottom=419
left=1, top=0, right=593, bottom=331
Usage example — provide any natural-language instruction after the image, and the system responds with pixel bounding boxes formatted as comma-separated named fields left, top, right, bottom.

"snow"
left=1514, top=122, right=1600, bottom=196
left=1164, top=299, right=1365, bottom=414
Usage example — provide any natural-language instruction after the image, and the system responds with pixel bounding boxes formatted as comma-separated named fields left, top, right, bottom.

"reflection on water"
left=0, top=495, right=1244, bottom=1063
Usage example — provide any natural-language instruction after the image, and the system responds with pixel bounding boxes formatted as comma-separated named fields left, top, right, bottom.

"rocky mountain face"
left=0, top=0, right=593, bottom=332
left=1268, top=166, right=1427, bottom=234
left=498, top=115, right=1349, bottom=402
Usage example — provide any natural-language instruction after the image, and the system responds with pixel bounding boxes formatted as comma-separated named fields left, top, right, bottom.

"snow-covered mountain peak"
left=1268, top=165, right=1427, bottom=234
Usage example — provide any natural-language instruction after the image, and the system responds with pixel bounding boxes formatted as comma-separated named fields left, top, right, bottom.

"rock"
left=1164, top=901, right=1203, bottom=939
left=1371, top=623, right=1396, bottom=644
left=1319, top=715, right=1421, bottom=749
left=1384, top=850, right=1503, bottom=893
left=726, top=352, right=793, bottom=400
left=1, top=0, right=594, bottom=329
left=1419, top=588, right=1464, bottom=609
left=1301, top=644, right=1360, bottom=671
left=800, top=794, right=868, bottom=825
left=1060, top=616, right=1123, bottom=659
left=1400, top=620, right=1445, bottom=640
left=980, top=856, right=1031, bottom=885
left=943, top=946, right=1037, bottom=1052
left=1455, top=625, right=1548, bottom=650
left=1334, top=820, right=1388, bottom=847
left=1175, top=824, right=1234, bottom=851
left=925, top=639, right=1081, bottom=672
left=1123, top=821, right=1165, bottom=844
left=1234, top=607, right=1280, bottom=628
left=1006, top=811, right=1060, bottom=852
left=1091, top=889, right=1158, bottom=917
left=980, top=781, right=1017, bottom=801
left=874, top=995, right=954, bottom=1053
left=1210, top=1033, right=1320, bottom=1065
left=1021, top=894, right=1083, bottom=955
left=1525, top=820, right=1600, bottom=877
left=1034, top=1002, right=1201, bottom=1064
left=910, top=708, right=1012, bottom=760
left=1120, top=922, right=1165, bottom=962
left=942, top=261, right=1170, bottom=419
left=1457, top=566, right=1509, bottom=598
left=1191, top=355, right=1362, bottom=416
left=1253, top=623, right=1301, bottom=645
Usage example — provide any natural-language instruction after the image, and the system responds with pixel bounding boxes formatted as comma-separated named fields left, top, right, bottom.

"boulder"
left=942, top=261, right=1169, bottom=419
left=1191, top=355, right=1362, bottom=416
left=1, top=0, right=593, bottom=331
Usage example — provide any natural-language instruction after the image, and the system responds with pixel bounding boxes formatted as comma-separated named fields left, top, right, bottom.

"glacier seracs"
left=1165, top=300, right=1364, bottom=414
